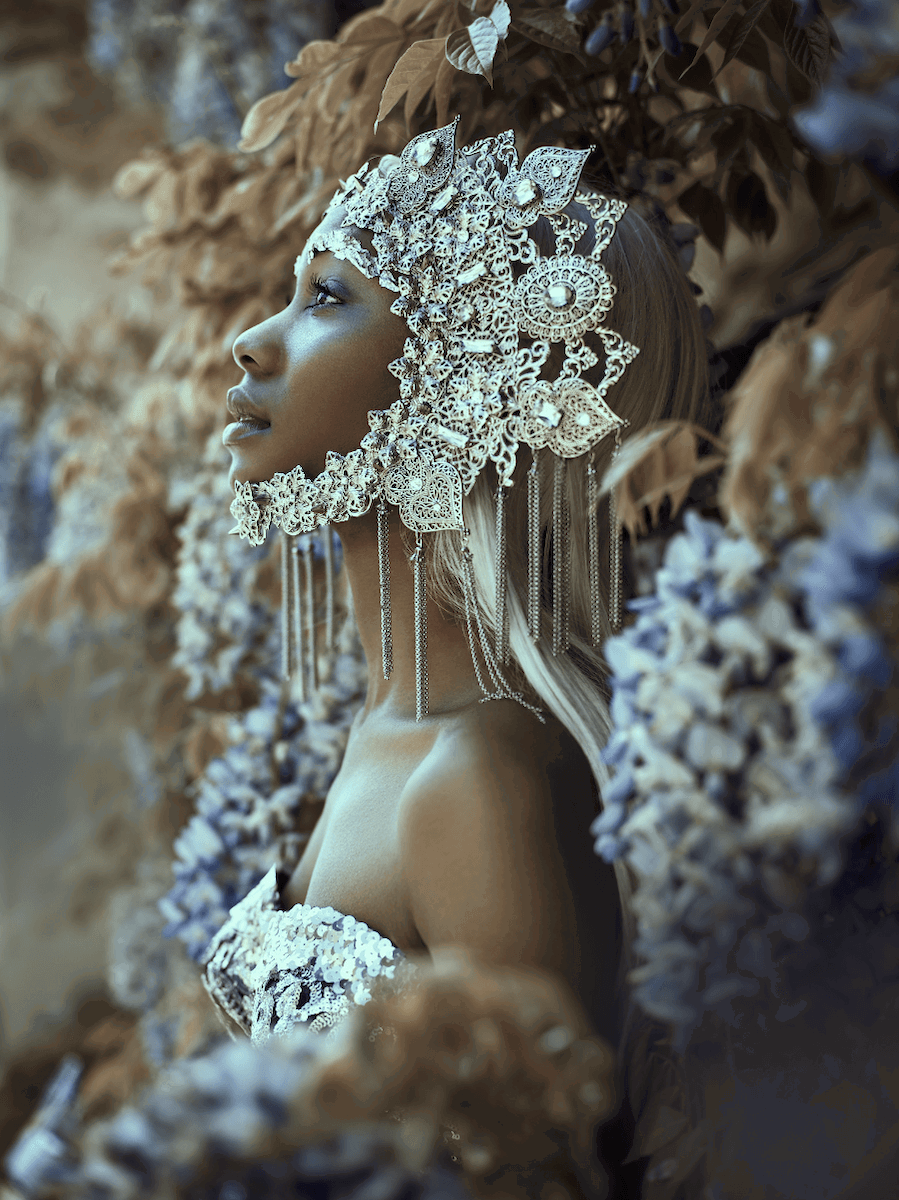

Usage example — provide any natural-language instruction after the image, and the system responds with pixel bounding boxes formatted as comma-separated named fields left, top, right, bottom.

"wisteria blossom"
left=593, top=430, right=899, bottom=1050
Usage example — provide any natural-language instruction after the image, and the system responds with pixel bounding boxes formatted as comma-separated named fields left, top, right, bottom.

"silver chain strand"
left=460, top=530, right=545, bottom=722
left=587, top=451, right=601, bottom=647
left=280, top=531, right=290, bottom=682
left=322, top=524, right=335, bottom=656
left=527, top=452, right=541, bottom=642
left=377, top=499, right=393, bottom=680
left=411, top=531, right=428, bottom=721
left=494, top=484, right=509, bottom=666
left=610, top=426, right=623, bottom=632
left=301, top=536, right=317, bottom=693
left=552, top=455, right=571, bottom=657
left=290, top=536, right=306, bottom=703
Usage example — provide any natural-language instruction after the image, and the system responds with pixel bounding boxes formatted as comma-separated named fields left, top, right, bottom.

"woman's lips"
left=223, top=416, right=271, bottom=445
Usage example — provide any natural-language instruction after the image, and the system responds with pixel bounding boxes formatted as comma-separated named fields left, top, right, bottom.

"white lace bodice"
left=201, top=865, right=418, bottom=1045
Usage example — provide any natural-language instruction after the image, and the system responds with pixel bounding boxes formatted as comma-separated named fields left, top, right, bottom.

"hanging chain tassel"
left=322, top=524, right=335, bottom=657
left=290, top=535, right=306, bottom=703
left=527, top=451, right=541, bottom=642
left=587, top=450, right=602, bottom=647
left=494, top=484, right=509, bottom=666
left=280, top=531, right=291, bottom=682
left=459, top=530, right=545, bottom=722
left=552, top=454, right=571, bottom=657
left=301, top=535, right=317, bottom=692
left=377, top=498, right=393, bottom=680
left=610, top=427, right=623, bottom=632
left=411, top=531, right=428, bottom=722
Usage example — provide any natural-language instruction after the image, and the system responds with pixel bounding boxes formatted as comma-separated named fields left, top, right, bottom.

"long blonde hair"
left=417, top=184, right=712, bottom=1052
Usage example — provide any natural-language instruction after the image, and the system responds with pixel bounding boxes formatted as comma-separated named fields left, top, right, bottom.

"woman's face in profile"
left=224, top=206, right=408, bottom=488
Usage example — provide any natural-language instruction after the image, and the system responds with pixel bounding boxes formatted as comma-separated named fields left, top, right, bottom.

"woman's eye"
left=308, top=275, right=341, bottom=308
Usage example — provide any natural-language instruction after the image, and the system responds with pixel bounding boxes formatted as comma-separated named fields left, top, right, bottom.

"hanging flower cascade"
left=793, top=0, right=899, bottom=176
left=9, top=951, right=616, bottom=1200
left=159, top=635, right=367, bottom=963
left=169, top=465, right=282, bottom=701
left=592, top=430, right=899, bottom=1050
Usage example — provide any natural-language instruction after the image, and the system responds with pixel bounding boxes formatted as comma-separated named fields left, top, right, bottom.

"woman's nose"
left=232, top=319, right=282, bottom=375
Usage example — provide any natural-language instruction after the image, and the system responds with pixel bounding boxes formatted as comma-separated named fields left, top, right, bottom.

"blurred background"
left=0, top=0, right=897, bottom=1195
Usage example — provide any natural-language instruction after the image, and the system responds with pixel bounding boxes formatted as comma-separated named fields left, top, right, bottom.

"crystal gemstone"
left=407, top=170, right=420, bottom=183
left=546, top=283, right=575, bottom=308
left=414, top=136, right=438, bottom=166
left=575, top=411, right=592, bottom=427
left=408, top=477, right=423, bottom=492
left=513, top=177, right=540, bottom=206
left=536, top=399, right=562, bottom=428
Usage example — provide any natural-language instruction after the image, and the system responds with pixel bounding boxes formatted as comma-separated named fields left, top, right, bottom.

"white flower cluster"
left=593, top=432, right=899, bottom=1049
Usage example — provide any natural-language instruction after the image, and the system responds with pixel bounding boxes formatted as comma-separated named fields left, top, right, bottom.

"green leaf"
left=713, top=0, right=770, bottom=75
left=680, top=0, right=744, bottom=77
left=677, top=180, right=727, bottom=253
left=375, top=37, right=445, bottom=131
left=446, top=17, right=500, bottom=85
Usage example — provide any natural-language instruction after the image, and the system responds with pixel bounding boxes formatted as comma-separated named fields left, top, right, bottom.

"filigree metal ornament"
left=230, top=117, right=640, bottom=541
left=229, top=119, right=642, bottom=717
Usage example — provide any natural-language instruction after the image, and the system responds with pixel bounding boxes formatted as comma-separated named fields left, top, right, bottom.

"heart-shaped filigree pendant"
left=382, top=455, right=464, bottom=533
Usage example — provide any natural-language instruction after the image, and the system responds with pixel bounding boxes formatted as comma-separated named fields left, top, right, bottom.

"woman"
left=208, top=119, right=708, bottom=1079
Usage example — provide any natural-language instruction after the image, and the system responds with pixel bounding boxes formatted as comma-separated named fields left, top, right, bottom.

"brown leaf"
left=674, top=0, right=718, bottom=35
left=433, top=56, right=457, bottom=129
left=112, top=155, right=166, bottom=200
left=341, top=14, right=404, bottom=47
left=238, top=79, right=306, bottom=153
left=714, top=0, right=772, bottom=77
left=375, top=37, right=445, bottom=131
left=446, top=18, right=500, bottom=86
left=677, top=181, right=727, bottom=253
left=681, top=0, right=744, bottom=77
left=512, top=6, right=587, bottom=60
left=283, top=38, right=347, bottom=80
left=782, top=8, right=833, bottom=86
left=598, top=422, right=726, bottom=539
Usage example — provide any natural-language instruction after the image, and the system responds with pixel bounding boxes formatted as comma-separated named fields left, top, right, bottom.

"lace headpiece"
left=230, top=118, right=639, bottom=719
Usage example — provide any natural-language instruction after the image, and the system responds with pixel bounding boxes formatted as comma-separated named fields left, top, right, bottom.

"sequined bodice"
left=202, top=865, right=418, bottom=1045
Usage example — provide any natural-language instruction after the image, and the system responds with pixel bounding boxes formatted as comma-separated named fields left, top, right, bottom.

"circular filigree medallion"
left=514, top=257, right=615, bottom=341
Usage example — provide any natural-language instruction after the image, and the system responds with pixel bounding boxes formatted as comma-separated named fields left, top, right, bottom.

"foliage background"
left=0, top=0, right=897, bottom=1197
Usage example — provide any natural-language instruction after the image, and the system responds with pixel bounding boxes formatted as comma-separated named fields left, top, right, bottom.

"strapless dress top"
left=201, top=864, right=419, bottom=1046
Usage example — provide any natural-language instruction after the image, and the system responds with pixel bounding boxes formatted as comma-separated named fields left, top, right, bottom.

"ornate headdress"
left=230, top=118, right=639, bottom=719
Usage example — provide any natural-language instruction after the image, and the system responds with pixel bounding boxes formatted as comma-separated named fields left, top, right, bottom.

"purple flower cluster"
left=6, top=1037, right=471, bottom=1200
left=86, top=0, right=334, bottom=148
left=160, top=640, right=366, bottom=962
left=592, top=431, right=899, bottom=1049
left=0, top=401, right=62, bottom=588
left=793, top=0, right=899, bottom=176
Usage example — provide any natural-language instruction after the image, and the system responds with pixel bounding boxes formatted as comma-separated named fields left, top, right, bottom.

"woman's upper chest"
left=280, top=713, right=435, bottom=951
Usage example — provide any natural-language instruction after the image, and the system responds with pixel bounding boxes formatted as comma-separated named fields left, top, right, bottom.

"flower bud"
left=618, top=3, right=635, bottom=42
left=659, top=21, right=682, bottom=56
left=586, top=16, right=616, bottom=55
left=628, top=68, right=643, bottom=93
left=566, top=0, right=597, bottom=12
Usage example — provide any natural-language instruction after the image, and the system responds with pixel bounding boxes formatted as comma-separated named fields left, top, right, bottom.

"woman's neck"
left=337, top=507, right=483, bottom=722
